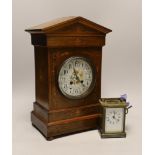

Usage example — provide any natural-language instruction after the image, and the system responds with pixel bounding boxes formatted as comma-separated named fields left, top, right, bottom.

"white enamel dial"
left=105, top=108, right=124, bottom=133
left=58, top=57, right=94, bottom=99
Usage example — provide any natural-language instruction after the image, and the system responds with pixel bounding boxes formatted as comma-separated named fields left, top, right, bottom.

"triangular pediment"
left=25, top=16, right=112, bottom=35
left=47, top=22, right=105, bottom=35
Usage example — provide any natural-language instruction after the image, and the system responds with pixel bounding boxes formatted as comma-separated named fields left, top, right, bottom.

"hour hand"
left=73, top=68, right=77, bottom=76
left=73, top=68, right=85, bottom=87
left=73, top=68, right=80, bottom=81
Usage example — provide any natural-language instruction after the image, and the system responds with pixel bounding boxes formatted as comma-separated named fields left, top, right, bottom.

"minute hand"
left=73, top=68, right=85, bottom=87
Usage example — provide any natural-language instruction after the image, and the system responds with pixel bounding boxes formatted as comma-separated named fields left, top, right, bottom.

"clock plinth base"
left=32, top=124, right=54, bottom=141
left=31, top=111, right=100, bottom=140
left=99, top=130, right=126, bottom=138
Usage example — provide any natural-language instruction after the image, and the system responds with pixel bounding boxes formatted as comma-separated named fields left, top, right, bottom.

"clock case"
left=25, top=16, right=112, bottom=140
left=99, top=98, right=127, bottom=138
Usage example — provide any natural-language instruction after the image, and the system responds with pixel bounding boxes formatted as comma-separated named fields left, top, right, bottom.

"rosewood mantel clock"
left=25, top=16, right=112, bottom=140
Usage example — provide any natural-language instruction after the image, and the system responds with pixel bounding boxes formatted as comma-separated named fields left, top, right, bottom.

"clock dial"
left=105, top=108, right=124, bottom=133
left=58, top=57, right=95, bottom=99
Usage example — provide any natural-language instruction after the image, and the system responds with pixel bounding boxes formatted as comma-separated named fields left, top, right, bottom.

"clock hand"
left=73, top=68, right=78, bottom=80
left=73, top=68, right=82, bottom=83
left=73, top=68, right=85, bottom=87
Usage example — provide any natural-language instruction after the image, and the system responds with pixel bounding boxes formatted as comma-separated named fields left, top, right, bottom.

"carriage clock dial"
left=58, top=57, right=95, bottom=99
left=105, top=108, right=124, bottom=133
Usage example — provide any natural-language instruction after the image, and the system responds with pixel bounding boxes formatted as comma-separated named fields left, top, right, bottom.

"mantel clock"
left=25, top=16, right=112, bottom=140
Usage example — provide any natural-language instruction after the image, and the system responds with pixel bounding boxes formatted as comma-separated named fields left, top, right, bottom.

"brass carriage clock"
left=25, top=16, right=112, bottom=140
left=99, top=98, right=127, bottom=138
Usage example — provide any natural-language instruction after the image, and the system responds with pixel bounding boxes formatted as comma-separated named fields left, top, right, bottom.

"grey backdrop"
left=13, top=0, right=141, bottom=155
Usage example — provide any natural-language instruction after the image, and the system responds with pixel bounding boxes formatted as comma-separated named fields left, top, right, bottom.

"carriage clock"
left=25, top=16, right=112, bottom=140
left=99, top=98, right=127, bottom=138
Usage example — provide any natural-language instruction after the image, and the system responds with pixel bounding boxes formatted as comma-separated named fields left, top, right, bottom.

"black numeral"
left=64, top=70, right=68, bottom=75
left=69, top=64, right=72, bottom=69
